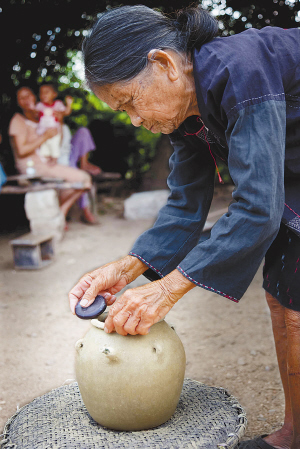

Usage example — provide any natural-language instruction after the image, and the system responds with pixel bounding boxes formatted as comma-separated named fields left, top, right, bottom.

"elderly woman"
left=69, top=6, right=300, bottom=449
left=9, top=86, right=97, bottom=223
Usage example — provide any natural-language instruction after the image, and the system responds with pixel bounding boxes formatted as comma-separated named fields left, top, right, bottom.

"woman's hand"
left=44, top=127, right=59, bottom=140
left=11, top=126, right=58, bottom=158
left=69, top=256, right=195, bottom=336
left=69, top=255, right=147, bottom=314
left=104, top=269, right=195, bottom=336
left=53, top=110, right=65, bottom=123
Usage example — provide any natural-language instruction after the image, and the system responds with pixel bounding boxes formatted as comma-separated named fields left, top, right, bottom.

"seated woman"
left=58, top=122, right=102, bottom=224
left=9, top=86, right=98, bottom=224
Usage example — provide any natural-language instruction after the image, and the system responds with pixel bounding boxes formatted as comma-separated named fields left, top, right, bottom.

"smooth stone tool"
left=75, top=295, right=107, bottom=320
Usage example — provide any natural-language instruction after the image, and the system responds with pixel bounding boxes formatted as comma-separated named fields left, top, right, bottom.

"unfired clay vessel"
left=75, top=315, right=186, bottom=431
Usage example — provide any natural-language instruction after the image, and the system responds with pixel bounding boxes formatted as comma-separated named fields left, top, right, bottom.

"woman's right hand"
left=69, top=255, right=147, bottom=314
left=44, top=127, right=59, bottom=140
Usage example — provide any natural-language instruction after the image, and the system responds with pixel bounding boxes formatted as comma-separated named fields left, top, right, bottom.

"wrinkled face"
left=93, top=59, right=191, bottom=134
left=17, top=88, right=36, bottom=111
left=39, top=85, right=57, bottom=105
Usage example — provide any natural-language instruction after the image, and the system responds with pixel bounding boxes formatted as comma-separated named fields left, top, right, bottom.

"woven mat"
left=0, top=379, right=246, bottom=449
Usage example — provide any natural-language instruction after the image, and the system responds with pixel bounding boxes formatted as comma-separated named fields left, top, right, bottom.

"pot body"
left=75, top=320, right=186, bottom=431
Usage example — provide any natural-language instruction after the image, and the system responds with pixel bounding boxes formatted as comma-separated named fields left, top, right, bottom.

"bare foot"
left=81, top=162, right=102, bottom=176
left=81, top=207, right=99, bottom=225
left=263, top=424, right=293, bottom=449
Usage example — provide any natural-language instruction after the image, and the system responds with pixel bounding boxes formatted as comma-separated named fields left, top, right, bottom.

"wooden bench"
left=1, top=174, right=88, bottom=195
left=90, top=171, right=123, bottom=198
left=1, top=173, right=123, bottom=212
left=1, top=174, right=96, bottom=214
left=0, top=175, right=91, bottom=239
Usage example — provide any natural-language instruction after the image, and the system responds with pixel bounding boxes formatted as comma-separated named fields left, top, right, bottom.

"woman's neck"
left=182, top=59, right=200, bottom=118
left=23, top=110, right=39, bottom=122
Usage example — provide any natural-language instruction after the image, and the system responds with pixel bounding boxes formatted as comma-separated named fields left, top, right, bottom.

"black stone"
left=75, top=295, right=107, bottom=320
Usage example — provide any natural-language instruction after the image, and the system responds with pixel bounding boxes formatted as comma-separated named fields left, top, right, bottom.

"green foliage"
left=1, top=0, right=300, bottom=180
left=126, top=127, right=161, bottom=180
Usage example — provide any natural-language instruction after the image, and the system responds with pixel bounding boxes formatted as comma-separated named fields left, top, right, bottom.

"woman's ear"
left=147, top=49, right=179, bottom=81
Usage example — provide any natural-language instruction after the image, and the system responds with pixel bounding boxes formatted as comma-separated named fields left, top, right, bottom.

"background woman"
left=69, top=6, right=300, bottom=448
left=9, top=86, right=97, bottom=223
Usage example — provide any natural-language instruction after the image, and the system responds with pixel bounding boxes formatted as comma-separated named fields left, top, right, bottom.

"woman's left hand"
left=53, top=110, right=64, bottom=123
left=104, top=269, right=195, bottom=336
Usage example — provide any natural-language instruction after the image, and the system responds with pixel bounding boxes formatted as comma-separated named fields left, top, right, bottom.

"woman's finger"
left=94, top=291, right=116, bottom=306
left=112, top=310, right=133, bottom=336
left=80, top=272, right=115, bottom=305
left=80, top=278, right=103, bottom=306
left=104, top=288, right=148, bottom=334
left=104, top=299, right=126, bottom=332
left=80, top=267, right=128, bottom=306
left=135, top=306, right=157, bottom=335
left=69, top=274, right=93, bottom=314
left=104, top=291, right=148, bottom=335
left=101, top=292, right=117, bottom=306
left=123, top=312, right=142, bottom=335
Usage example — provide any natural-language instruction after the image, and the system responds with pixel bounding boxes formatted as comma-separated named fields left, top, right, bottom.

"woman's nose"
left=129, top=113, right=143, bottom=127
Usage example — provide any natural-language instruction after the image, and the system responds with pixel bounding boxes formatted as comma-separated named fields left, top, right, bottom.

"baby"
left=35, top=83, right=73, bottom=164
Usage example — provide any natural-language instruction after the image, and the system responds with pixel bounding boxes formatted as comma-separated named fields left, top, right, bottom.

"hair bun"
left=174, top=6, right=219, bottom=51
left=172, top=20, right=181, bottom=31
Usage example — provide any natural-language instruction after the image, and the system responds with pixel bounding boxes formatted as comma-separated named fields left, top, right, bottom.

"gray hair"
left=82, top=5, right=218, bottom=88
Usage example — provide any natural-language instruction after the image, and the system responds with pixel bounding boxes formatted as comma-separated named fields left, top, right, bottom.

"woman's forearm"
left=17, top=141, right=39, bottom=158
left=122, top=255, right=148, bottom=284
left=158, top=268, right=195, bottom=304
left=123, top=255, right=195, bottom=300
left=12, top=129, right=56, bottom=159
left=16, top=135, right=47, bottom=158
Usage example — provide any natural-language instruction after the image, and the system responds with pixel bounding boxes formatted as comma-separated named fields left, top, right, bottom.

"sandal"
left=239, top=435, right=276, bottom=449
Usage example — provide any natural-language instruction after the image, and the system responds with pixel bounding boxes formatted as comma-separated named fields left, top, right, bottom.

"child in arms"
left=36, top=83, right=73, bottom=164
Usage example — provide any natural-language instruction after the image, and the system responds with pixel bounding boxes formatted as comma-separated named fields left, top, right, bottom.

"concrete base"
left=124, top=190, right=170, bottom=220
left=24, top=189, right=65, bottom=242
left=10, top=232, right=55, bottom=270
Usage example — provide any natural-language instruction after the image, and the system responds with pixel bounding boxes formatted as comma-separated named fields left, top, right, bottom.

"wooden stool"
left=10, top=233, right=55, bottom=270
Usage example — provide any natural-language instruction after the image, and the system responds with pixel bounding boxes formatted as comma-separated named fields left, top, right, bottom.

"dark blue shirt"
left=130, top=26, right=300, bottom=302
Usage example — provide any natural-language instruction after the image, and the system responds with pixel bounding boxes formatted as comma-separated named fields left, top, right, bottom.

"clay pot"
left=75, top=316, right=186, bottom=431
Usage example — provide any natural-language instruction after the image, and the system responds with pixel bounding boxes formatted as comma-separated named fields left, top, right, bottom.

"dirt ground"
left=0, top=187, right=285, bottom=443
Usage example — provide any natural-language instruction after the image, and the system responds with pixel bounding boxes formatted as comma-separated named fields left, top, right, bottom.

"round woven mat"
left=1, top=379, right=246, bottom=449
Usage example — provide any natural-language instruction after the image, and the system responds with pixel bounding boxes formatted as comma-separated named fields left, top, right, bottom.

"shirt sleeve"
left=177, top=100, right=286, bottom=301
left=129, top=129, right=216, bottom=281
left=130, top=100, right=286, bottom=302
left=54, top=100, right=66, bottom=112
left=8, top=114, right=26, bottom=137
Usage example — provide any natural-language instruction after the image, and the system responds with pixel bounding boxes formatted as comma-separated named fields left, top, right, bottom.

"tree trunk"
left=141, top=135, right=173, bottom=191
